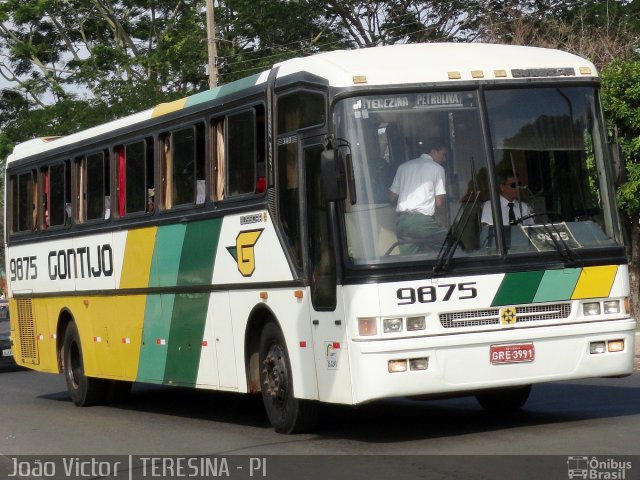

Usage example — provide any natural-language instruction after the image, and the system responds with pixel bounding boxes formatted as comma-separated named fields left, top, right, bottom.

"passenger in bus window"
left=388, top=138, right=448, bottom=254
left=480, top=171, right=533, bottom=226
left=65, top=203, right=72, bottom=226
left=147, top=189, right=155, bottom=213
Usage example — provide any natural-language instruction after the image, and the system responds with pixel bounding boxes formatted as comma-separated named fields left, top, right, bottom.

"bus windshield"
left=333, top=87, right=622, bottom=266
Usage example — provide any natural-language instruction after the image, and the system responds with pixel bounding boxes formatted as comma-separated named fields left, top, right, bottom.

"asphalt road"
left=0, top=326, right=638, bottom=479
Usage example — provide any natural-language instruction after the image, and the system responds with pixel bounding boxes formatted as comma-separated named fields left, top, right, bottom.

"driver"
left=481, top=171, right=533, bottom=226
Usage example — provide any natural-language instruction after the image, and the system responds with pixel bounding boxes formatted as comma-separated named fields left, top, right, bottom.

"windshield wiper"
left=432, top=190, right=480, bottom=275
left=539, top=221, right=578, bottom=266
left=518, top=213, right=578, bottom=266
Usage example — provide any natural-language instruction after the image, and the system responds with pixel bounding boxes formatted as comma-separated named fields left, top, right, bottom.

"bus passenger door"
left=303, top=142, right=352, bottom=404
left=198, top=291, right=237, bottom=389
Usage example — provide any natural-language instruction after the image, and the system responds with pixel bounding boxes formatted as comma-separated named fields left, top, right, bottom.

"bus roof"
left=7, top=43, right=597, bottom=165
left=274, top=42, right=597, bottom=86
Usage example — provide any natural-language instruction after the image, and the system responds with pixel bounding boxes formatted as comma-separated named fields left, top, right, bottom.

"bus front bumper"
left=349, top=318, right=636, bottom=404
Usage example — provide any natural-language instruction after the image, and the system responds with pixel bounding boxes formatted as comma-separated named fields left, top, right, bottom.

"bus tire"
left=62, top=322, right=107, bottom=406
left=475, top=385, right=532, bottom=413
left=259, top=322, right=317, bottom=434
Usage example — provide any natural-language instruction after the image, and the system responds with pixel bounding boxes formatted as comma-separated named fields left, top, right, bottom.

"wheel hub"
left=262, top=345, right=288, bottom=404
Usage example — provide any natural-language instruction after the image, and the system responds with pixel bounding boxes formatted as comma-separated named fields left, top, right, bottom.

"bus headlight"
left=383, top=318, right=403, bottom=333
left=583, top=302, right=601, bottom=316
left=603, top=300, right=620, bottom=314
left=406, top=316, right=426, bottom=331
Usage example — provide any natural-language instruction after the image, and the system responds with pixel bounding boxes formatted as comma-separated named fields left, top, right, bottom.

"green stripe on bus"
left=137, top=224, right=185, bottom=382
left=149, top=224, right=186, bottom=288
left=137, top=293, right=175, bottom=383
left=184, top=73, right=262, bottom=108
left=176, top=218, right=222, bottom=286
left=491, top=270, right=545, bottom=306
left=163, top=219, right=221, bottom=386
left=532, top=268, right=582, bottom=303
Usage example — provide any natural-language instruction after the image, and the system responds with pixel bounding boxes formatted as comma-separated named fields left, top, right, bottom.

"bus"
left=4, top=43, right=636, bottom=433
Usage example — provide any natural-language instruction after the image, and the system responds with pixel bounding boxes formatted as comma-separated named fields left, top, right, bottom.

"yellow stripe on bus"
left=120, top=227, right=157, bottom=289
left=571, top=265, right=618, bottom=299
left=60, top=296, right=145, bottom=381
left=151, top=98, right=188, bottom=118
left=114, top=295, right=146, bottom=379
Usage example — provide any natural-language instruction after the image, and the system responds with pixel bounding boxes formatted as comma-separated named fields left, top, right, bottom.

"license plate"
left=490, top=343, right=534, bottom=364
left=2, top=348, right=12, bottom=357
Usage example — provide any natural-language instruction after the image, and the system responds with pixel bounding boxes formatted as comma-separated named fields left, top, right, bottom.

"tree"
left=601, top=58, right=640, bottom=314
left=477, top=0, right=638, bottom=68
left=0, top=1, right=354, bottom=156
left=476, top=0, right=640, bottom=313
left=0, top=0, right=209, bottom=107
left=0, top=1, right=213, bottom=170
left=214, top=0, right=351, bottom=83
left=323, top=0, right=484, bottom=47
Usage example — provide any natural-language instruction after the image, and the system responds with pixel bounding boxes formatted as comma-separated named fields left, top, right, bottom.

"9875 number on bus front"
left=396, top=282, right=477, bottom=305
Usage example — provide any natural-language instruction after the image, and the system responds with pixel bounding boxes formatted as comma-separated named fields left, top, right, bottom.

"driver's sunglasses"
left=505, top=182, right=520, bottom=188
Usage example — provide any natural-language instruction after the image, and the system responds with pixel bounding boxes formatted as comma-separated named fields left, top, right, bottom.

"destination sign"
left=356, top=92, right=470, bottom=112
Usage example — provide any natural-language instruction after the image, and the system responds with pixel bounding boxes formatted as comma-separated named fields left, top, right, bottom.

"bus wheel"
left=62, top=322, right=107, bottom=406
left=475, top=385, right=532, bottom=413
left=259, top=322, right=317, bottom=434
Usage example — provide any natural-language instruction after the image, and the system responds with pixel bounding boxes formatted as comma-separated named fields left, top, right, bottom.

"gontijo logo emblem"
left=227, top=229, right=264, bottom=277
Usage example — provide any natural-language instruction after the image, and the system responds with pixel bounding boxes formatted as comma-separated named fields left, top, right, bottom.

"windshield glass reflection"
left=333, top=88, right=621, bottom=267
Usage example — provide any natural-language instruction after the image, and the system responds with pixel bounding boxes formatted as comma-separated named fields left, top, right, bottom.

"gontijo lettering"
left=48, top=244, right=114, bottom=280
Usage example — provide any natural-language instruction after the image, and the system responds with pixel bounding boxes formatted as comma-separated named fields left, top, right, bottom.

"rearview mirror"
left=321, top=149, right=346, bottom=201
left=609, top=142, right=626, bottom=185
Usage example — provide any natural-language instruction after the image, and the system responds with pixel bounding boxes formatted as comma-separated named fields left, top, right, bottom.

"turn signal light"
left=358, top=317, right=377, bottom=336
left=388, top=359, right=407, bottom=373
left=608, top=339, right=624, bottom=352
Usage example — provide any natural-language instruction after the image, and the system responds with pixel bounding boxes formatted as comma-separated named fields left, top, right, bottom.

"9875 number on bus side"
left=9, top=256, right=38, bottom=281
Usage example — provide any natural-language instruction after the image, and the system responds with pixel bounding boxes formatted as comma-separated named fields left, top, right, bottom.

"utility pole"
left=205, top=0, right=218, bottom=88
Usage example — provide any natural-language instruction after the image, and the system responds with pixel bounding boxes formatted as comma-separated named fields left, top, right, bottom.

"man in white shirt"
left=388, top=139, right=448, bottom=254
left=481, top=171, right=533, bottom=226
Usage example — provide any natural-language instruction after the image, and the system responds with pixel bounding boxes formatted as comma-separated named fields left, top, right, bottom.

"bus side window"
left=115, top=138, right=153, bottom=217
left=43, top=162, right=67, bottom=228
left=277, top=91, right=325, bottom=132
left=161, top=135, right=172, bottom=209
left=76, top=150, right=109, bottom=223
left=211, top=118, right=225, bottom=201
left=226, top=109, right=257, bottom=196
left=10, top=170, right=37, bottom=233
left=161, top=124, right=205, bottom=209
left=274, top=91, right=326, bottom=271
left=196, top=123, right=205, bottom=204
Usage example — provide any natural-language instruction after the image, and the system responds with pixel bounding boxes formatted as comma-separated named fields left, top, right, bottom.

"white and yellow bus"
left=5, top=43, right=636, bottom=433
